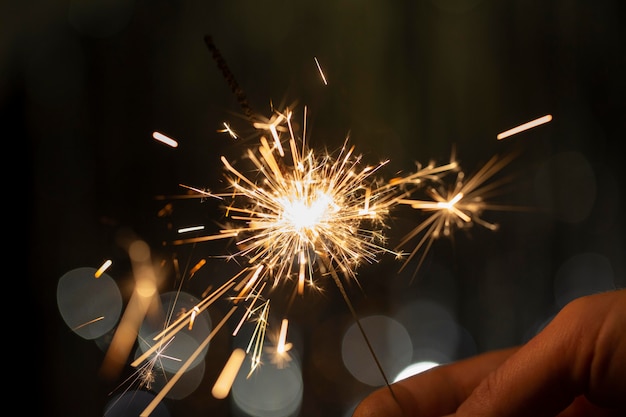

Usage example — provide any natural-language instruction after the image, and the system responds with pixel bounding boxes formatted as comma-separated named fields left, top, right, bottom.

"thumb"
left=452, top=290, right=626, bottom=417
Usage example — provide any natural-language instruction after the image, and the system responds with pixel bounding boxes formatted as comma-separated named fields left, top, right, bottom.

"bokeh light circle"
left=394, top=298, right=475, bottom=362
left=341, top=315, right=412, bottom=387
left=231, top=353, right=303, bottom=417
left=57, top=267, right=123, bottom=340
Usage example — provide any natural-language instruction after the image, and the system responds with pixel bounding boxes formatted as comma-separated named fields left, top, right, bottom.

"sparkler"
left=169, top=105, right=406, bottom=379
left=57, top=36, right=538, bottom=417
left=128, top=102, right=439, bottom=415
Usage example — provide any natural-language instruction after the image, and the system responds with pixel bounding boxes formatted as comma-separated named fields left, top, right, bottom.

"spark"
left=94, top=259, right=112, bottom=278
left=497, top=114, right=552, bottom=140
left=218, top=121, right=238, bottom=139
left=277, top=318, right=289, bottom=354
left=395, top=153, right=516, bottom=278
left=314, top=57, right=328, bottom=85
left=264, top=322, right=294, bottom=369
left=188, top=259, right=206, bottom=278
left=71, top=316, right=104, bottom=331
left=152, top=131, right=179, bottom=148
left=189, top=306, right=200, bottom=330
left=177, top=225, right=205, bottom=233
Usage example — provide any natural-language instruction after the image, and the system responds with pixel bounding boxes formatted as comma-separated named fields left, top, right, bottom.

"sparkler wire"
left=322, top=253, right=397, bottom=399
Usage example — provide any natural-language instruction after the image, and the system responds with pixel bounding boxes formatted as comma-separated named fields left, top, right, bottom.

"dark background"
left=7, top=0, right=624, bottom=416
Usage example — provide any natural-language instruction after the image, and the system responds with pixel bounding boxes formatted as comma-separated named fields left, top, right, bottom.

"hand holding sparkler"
left=352, top=289, right=626, bottom=417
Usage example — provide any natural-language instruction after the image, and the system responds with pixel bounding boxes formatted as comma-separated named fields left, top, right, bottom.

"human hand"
left=352, top=289, right=626, bottom=417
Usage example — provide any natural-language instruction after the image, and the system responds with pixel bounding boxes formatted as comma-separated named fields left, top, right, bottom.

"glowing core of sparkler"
left=279, top=190, right=336, bottom=233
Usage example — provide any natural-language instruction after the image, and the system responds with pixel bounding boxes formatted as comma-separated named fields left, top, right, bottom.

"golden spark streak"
left=232, top=282, right=267, bottom=336
left=246, top=301, right=270, bottom=376
left=177, top=225, right=205, bottom=233
left=189, top=306, right=200, bottom=330
left=152, top=131, right=178, bottom=147
left=72, top=316, right=104, bottom=331
left=94, top=259, right=112, bottom=278
left=218, top=121, right=238, bottom=139
left=170, top=231, right=239, bottom=245
left=212, top=348, right=246, bottom=399
left=277, top=318, right=289, bottom=354
left=314, top=57, right=328, bottom=85
left=189, top=259, right=206, bottom=278
left=497, top=114, right=552, bottom=140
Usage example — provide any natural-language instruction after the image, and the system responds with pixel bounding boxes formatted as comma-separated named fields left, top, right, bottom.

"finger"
left=352, top=347, right=518, bottom=417
left=452, top=289, right=626, bottom=417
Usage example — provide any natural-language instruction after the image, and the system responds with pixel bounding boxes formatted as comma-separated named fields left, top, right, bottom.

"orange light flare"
left=94, top=259, right=112, bottom=278
left=99, top=240, right=161, bottom=381
left=211, top=348, right=246, bottom=399
left=188, top=259, right=206, bottom=278
left=497, top=114, right=552, bottom=140
left=152, top=131, right=178, bottom=148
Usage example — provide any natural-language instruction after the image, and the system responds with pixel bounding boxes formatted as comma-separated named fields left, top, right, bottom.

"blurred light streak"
left=314, top=57, right=328, bottom=85
left=177, top=225, right=205, bottom=233
left=189, top=259, right=206, bottom=278
left=95, top=259, right=112, bottom=278
left=212, top=348, right=246, bottom=399
left=189, top=306, right=200, bottom=330
left=100, top=241, right=159, bottom=380
left=497, top=114, right=552, bottom=140
left=152, top=131, right=179, bottom=147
